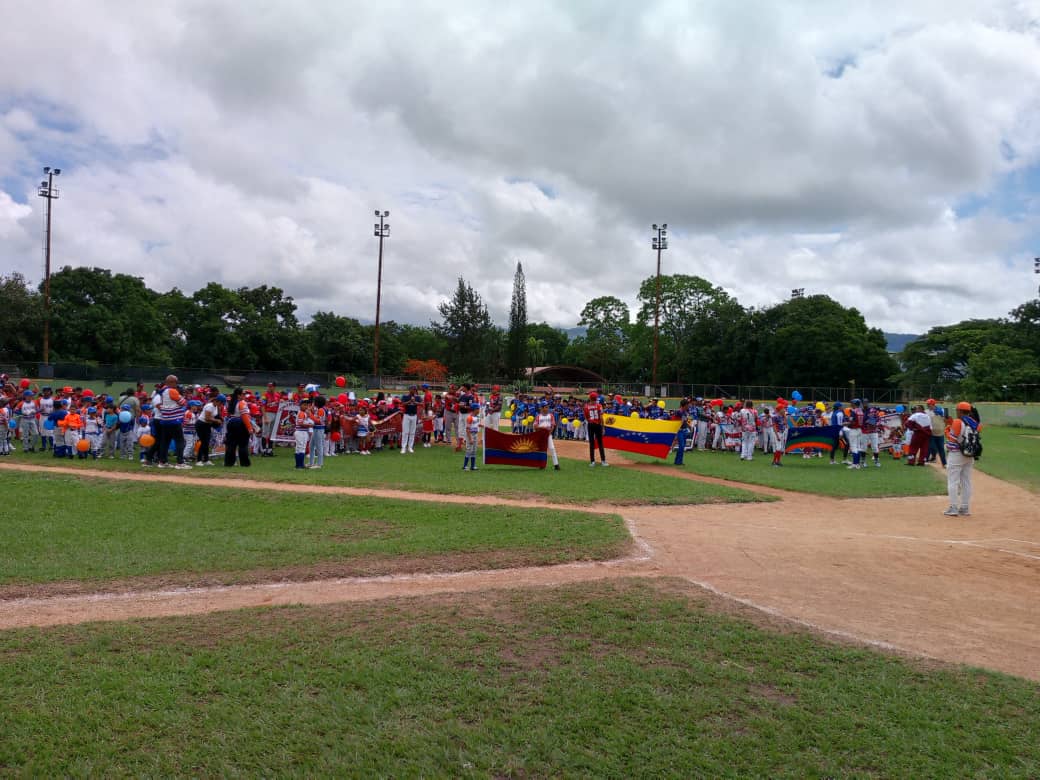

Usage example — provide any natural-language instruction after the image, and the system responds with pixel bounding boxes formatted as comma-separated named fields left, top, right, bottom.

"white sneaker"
left=589, top=462, right=596, bottom=468
left=174, top=463, right=192, bottom=470
left=601, top=461, right=609, bottom=467
left=400, top=450, right=406, bottom=455
left=408, top=448, right=415, bottom=454
left=943, top=506, right=959, bottom=516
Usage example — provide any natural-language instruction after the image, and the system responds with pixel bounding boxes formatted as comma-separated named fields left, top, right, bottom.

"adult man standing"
left=583, top=391, right=608, bottom=467
left=673, top=399, right=691, bottom=466
left=154, top=374, right=190, bottom=469
left=399, top=386, right=422, bottom=454
left=261, top=383, right=281, bottom=456
left=926, top=399, right=948, bottom=467
left=906, top=405, right=932, bottom=466
left=737, top=400, right=758, bottom=461
left=944, top=402, right=980, bottom=517
left=443, top=384, right=459, bottom=445
left=486, top=385, right=503, bottom=432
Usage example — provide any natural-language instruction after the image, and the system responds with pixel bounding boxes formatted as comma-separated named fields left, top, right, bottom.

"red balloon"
left=335, top=376, right=346, bottom=387
left=338, top=393, right=348, bottom=404
left=82, top=389, right=94, bottom=397
left=330, top=431, right=342, bottom=442
left=19, top=379, right=30, bottom=389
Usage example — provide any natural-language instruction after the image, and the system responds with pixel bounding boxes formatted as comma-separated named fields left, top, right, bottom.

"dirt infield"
left=1, top=458, right=1037, bottom=680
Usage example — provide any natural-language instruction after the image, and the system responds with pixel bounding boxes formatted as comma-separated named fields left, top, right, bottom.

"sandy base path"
left=1, top=459, right=1037, bottom=680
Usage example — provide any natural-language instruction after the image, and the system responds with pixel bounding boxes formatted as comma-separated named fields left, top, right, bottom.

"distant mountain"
left=563, top=326, right=586, bottom=340
left=884, top=332, right=919, bottom=353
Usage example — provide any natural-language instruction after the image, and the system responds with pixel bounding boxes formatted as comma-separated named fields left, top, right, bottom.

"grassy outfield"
left=1, top=579, right=1037, bottom=776
left=973, top=425, right=1040, bottom=492
left=1, top=444, right=766, bottom=506
left=0, top=472, right=628, bottom=589
left=627, top=448, right=946, bottom=498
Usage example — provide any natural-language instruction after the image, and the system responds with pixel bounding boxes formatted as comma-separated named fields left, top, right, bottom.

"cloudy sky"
left=1, top=1, right=1038, bottom=335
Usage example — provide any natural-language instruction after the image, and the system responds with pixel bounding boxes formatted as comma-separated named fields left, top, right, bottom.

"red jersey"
left=262, top=391, right=280, bottom=414
left=583, top=401, right=603, bottom=423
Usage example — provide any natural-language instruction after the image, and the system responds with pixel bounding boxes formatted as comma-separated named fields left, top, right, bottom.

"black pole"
left=373, top=210, right=390, bottom=380
left=37, top=167, right=61, bottom=366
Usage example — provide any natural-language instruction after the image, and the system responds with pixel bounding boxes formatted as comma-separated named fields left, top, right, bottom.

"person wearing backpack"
left=944, top=401, right=982, bottom=517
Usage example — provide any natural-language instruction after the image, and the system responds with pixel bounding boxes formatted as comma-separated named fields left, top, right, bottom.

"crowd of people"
left=0, top=375, right=982, bottom=515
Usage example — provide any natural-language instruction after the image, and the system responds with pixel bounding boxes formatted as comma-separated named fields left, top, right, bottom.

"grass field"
left=0, top=472, right=628, bottom=589
left=1, top=579, right=1036, bottom=777
left=973, top=424, right=1040, bottom=493
left=1, top=444, right=767, bottom=506
left=627, top=447, right=947, bottom=498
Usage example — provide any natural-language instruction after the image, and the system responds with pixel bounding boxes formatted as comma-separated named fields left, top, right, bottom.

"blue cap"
left=188, top=400, right=202, bottom=407
left=87, top=406, right=97, bottom=414
left=216, top=394, right=227, bottom=402
left=141, top=404, right=152, bottom=411
left=121, top=404, right=131, bottom=410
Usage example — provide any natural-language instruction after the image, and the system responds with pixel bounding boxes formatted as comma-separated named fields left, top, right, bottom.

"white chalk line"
left=693, top=521, right=1040, bottom=562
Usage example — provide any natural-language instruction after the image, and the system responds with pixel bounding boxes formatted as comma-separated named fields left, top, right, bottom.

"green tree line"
left=5, top=265, right=1034, bottom=393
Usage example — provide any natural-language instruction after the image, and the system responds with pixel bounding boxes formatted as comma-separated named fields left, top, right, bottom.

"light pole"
left=1034, top=257, right=1039, bottom=297
left=372, top=210, right=390, bottom=381
left=37, top=166, right=61, bottom=367
left=651, top=223, right=668, bottom=387
left=791, top=288, right=805, bottom=299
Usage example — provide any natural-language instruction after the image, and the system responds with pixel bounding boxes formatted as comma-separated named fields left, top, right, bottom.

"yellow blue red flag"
left=602, top=414, right=681, bottom=459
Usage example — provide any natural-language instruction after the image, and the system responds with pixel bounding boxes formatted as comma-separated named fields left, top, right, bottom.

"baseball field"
left=1, top=428, right=1037, bottom=776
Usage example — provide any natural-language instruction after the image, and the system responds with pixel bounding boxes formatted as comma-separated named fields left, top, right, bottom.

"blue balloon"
left=791, top=390, right=803, bottom=401
left=119, top=410, right=132, bottom=424
left=896, top=405, right=905, bottom=413
left=7, top=419, right=16, bottom=430
left=43, top=419, right=56, bottom=431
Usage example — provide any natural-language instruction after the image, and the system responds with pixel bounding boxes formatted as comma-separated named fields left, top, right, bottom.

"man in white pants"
left=399, top=386, right=422, bottom=454
left=738, top=400, right=758, bottom=461
left=944, top=401, right=980, bottom=517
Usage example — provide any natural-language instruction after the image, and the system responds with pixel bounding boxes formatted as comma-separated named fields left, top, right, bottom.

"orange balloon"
left=168, top=388, right=181, bottom=402
left=139, top=433, right=156, bottom=448
left=76, top=438, right=91, bottom=452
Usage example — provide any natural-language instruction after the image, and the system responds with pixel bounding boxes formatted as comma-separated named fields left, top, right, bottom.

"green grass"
left=1, top=579, right=1036, bottom=776
left=3, top=443, right=766, bottom=505
left=973, top=424, right=1040, bottom=492
left=0, top=472, right=628, bottom=588
left=626, top=448, right=947, bottom=497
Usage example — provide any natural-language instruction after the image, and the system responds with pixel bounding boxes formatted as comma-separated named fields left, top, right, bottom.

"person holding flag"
left=584, top=391, right=608, bottom=467
left=535, top=401, right=560, bottom=471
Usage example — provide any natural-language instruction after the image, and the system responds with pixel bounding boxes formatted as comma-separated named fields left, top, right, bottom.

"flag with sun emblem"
left=602, top=414, right=681, bottom=459
left=483, top=426, right=551, bottom=468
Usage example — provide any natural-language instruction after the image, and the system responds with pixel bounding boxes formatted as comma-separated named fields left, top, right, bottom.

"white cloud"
left=0, top=0, right=1038, bottom=338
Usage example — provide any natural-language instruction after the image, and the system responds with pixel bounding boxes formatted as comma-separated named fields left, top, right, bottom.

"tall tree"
left=0, top=273, right=44, bottom=362
left=433, top=278, right=496, bottom=377
left=896, top=319, right=1010, bottom=396
left=635, top=275, right=752, bottom=384
left=525, top=322, right=569, bottom=366
left=573, top=295, right=630, bottom=377
left=757, top=295, right=897, bottom=388
left=47, top=266, right=170, bottom=364
left=505, top=261, right=528, bottom=378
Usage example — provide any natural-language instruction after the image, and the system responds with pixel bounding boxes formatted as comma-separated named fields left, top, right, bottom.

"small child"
left=294, top=398, right=314, bottom=469
left=0, top=406, right=11, bottom=456
left=84, top=406, right=103, bottom=459
left=118, top=406, right=136, bottom=460
left=421, top=409, right=434, bottom=448
left=134, top=414, right=152, bottom=463
left=183, top=401, right=200, bottom=462
left=462, top=402, right=481, bottom=471
left=355, top=406, right=371, bottom=455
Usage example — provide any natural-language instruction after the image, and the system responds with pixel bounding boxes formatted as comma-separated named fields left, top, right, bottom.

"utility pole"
left=651, top=223, right=668, bottom=387
left=372, top=210, right=390, bottom=381
left=37, top=166, right=61, bottom=367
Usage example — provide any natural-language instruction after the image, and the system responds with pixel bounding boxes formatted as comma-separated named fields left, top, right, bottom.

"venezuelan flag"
left=784, top=424, right=842, bottom=454
left=483, top=427, right=550, bottom=468
left=602, top=414, right=681, bottom=459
